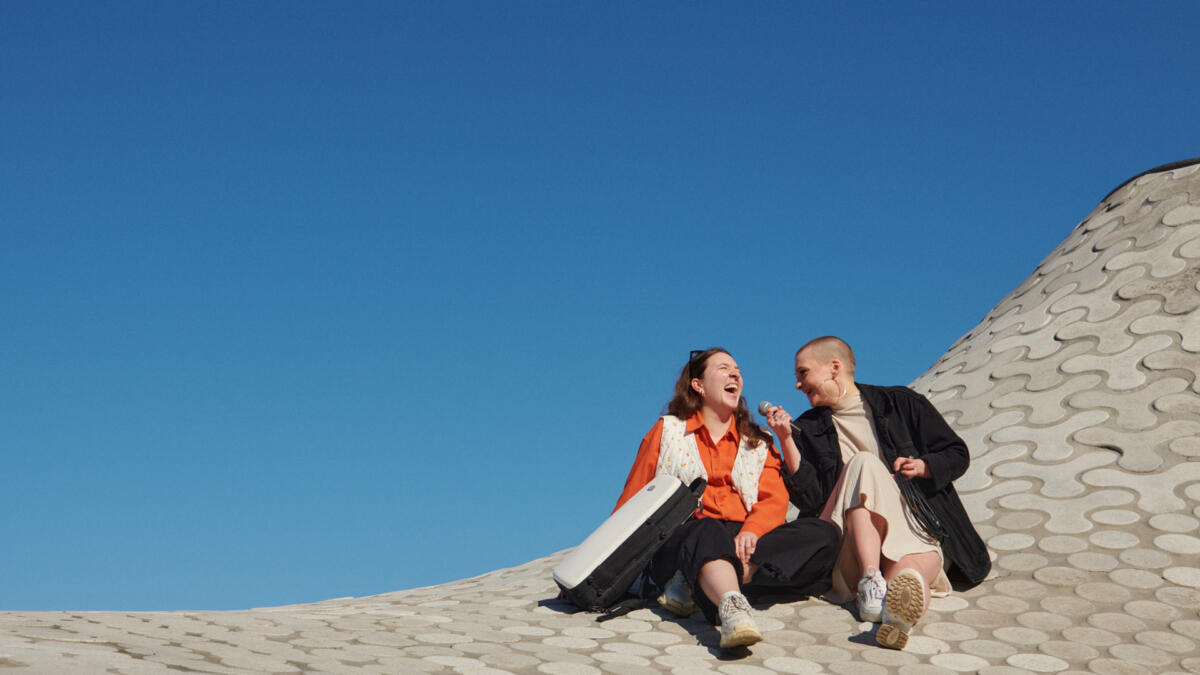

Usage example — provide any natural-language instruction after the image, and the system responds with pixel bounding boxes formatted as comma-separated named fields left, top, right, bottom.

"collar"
left=685, top=410, right=739, bottom=444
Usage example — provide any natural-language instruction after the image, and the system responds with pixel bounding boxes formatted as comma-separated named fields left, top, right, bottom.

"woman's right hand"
left=765, top=405, right=792, bottom=441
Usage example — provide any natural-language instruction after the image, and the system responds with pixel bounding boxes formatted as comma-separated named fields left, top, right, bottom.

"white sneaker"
left=877, top=568, right=926, bottom=650
left=717, top=591, right=762, bottom=648
left=657, top=571, right=695, bottom=617
left=856, top=567, right=886, bottom=623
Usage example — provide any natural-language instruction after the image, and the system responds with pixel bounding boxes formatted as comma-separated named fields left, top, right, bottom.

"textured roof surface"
left=4, top=161, right=1200, bottom=673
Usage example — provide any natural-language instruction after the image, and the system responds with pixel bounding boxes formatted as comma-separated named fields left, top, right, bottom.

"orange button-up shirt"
left=613, top=412, right=788, bottom=538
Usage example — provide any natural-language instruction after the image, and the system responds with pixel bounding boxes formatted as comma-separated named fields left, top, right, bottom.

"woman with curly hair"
left=615, top=348, right=839, bottom=649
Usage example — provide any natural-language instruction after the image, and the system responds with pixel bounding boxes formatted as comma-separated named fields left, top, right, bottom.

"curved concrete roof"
left=3, top=160, right=1200, bottom=673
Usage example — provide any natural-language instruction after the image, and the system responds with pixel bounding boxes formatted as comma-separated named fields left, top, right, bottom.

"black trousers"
left=650, top=516, right=840, bottom=623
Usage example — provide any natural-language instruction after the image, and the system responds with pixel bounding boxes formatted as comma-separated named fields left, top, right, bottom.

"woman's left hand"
left=893, top=456, right=931, bottom=479
left=734, top=531, right=758, bottom=568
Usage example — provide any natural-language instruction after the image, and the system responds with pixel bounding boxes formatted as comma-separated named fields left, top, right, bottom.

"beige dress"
left=821, top=392, right=952, bottom=602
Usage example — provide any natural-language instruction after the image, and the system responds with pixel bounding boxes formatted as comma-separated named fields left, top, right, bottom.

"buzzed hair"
left=796, top=336, right=856, bottom=374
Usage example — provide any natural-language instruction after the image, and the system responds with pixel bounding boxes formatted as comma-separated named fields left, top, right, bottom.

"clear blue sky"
left=2, top=1, right=1197, bottom=611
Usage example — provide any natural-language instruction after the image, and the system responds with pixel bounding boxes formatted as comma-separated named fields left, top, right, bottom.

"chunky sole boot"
left=876, top=568, right=926, bottom=650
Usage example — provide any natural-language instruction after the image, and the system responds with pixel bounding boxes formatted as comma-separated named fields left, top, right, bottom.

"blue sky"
left=2, top=1, right=1197, bottom=611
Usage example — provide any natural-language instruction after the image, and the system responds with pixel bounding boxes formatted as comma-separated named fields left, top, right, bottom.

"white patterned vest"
left=655, top=415, right=769, bottom=513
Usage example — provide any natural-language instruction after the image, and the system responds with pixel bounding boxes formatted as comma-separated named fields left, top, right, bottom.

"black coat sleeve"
left=781, top=460, right=825, bottom=518
left=900, top=390, right=970, bottom=493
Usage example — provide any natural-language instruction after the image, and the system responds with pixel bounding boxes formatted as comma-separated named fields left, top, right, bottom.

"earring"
left=820, top=377, right=847, bottom=404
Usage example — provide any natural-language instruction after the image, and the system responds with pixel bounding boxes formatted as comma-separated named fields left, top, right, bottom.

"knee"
left=819, top=520, right=841, bottom=553
left=691, top=517, right=730, bottom=540
left=844, top=451, right=888, bottom=473
left=793, top=518, right=841, bottom=555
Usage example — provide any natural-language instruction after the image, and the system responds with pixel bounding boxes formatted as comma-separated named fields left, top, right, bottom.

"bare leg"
left=881, top=551, right=941, bottom=608
left=698, top=559, right=741, bottom=606
left=844, top=505, right=888, bottom=578
left=742, top=562, right=758, bottom=585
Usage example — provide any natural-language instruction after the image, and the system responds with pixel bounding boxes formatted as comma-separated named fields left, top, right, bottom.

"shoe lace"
left=723, top=593, right=751, bottom=614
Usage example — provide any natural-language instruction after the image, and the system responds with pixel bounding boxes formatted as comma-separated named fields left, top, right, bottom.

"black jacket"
left=782, top=383, right=990, bottom=586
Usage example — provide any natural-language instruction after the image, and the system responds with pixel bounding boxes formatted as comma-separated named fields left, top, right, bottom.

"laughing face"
left=794, top=348, right=838, bottom=407
left=691, top=351, right=743, bottom=415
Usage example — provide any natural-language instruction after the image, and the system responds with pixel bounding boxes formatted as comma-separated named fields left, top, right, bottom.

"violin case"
left=553, top=474, right=706, bottom=611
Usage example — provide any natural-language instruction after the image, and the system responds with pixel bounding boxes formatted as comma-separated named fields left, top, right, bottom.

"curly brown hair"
left=665, top=347, right=772, bottom=448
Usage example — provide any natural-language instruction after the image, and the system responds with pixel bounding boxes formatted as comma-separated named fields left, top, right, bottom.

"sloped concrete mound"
left=3, top=162, right=1199, bottom=673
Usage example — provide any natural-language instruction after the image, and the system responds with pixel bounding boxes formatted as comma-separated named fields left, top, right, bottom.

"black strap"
left=895, top=475, right=948, bottom=543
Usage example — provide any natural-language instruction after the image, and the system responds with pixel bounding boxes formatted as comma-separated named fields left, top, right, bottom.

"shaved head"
left=796, top=336, right=856, bottom=375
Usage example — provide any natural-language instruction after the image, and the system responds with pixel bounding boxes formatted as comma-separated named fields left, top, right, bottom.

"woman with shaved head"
left=763, top=337, right=989, bottom=650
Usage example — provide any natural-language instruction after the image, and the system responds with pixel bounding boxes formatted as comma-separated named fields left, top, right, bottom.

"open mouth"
left=724, top=384, right=739, bottom=395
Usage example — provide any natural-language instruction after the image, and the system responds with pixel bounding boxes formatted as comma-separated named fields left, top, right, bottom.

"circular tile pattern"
left=1120, top=548, right=1173, bottom=569
left=794, top=618, right=851, bottom=635
left=1017, top=611, right=1071, bottom=632
left=1034, top=566, right=1089, bottom=586
left=538, top=663, right=602, bottom=675
left=592, top=651, right=651, bottom=666
left=1110, top=568, right=1164, bottom=590
left=760, top=657, right=822, bottom=673
left=1062, top=626, right=1121, bottom=647
left=1123, top=599, right=1182, bottom=621
left=1164, top=566, right=1200, bottom=588
left=1038, top=594, right=1095, bottom=617
left=792, top=645, right=849, bottom=663
left=1090, top=531, right=1141, bottom=549
left=861, top=647, right=919, bottom=667
left=1134, top=629, right=1195, bottom=653
left=1041, top=530, right=1089, bottom=552
left=598, top=619, right=654, bottom=634
left=996, top=511, right=1045, bottom=530
left=928, top=596, right=968, bottom=612
left=1038, top=640, right=1099, bottom=661
left=602, top=642, right=660, bottom=657
left=1069, top=552, right=1120, bottom=571
left=766, top=630, right=815, bottom=647
left=1155, top=534, right=1200, bottom=554
left=1076, top=581, right=1133, bottom=604
left=998, top=553, right=1047, bottom=572
left=563, top=627, right=615, bottom=639
left=991, top=627, right=1049, bottom=645
left=1170, top=619, right=1200, bottom=640
left=1089, top=612, right=1148, bottom=633
left=899, top=635, right=950, bottom=655
left=1085, top=658, right=1152, bottom=675
left=955, top=609, right=1008, bottom=629
left=959, top=639, right=1017, bottom=659
left=1091, top=509, right=1141, bottom=526
left=1170, top=436, right=1200, bottom=457
left=922, top=622, right=979, bottom=642
left=543, top=636, right=598, bottom=649
left=1149, top=513, right=1199, bottom=532
left=929, top=653, right=990, bottom=671
left=989, top=533, right=1036, bottom=551
left=827, top=662, right=888, bottom=675
left=1156, top=586, right=1200, bottom=609
left=1108, top=643, right=1173, bottom=667
left=989, top=583, right=1041, bottom=605
left=1006, top=653, right=1070, bottom=672
left=716, top=665, right=778, bottom=675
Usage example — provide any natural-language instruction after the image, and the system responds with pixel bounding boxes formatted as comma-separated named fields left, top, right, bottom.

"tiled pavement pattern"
left=3, top=161, right=1199, bottom=673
